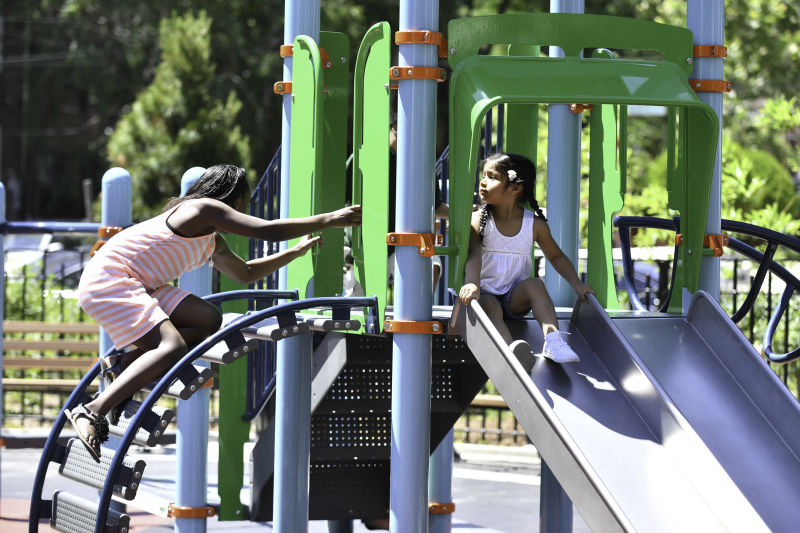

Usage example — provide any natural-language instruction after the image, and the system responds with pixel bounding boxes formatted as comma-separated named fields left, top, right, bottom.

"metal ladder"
left=28, top=291, right=376, bottom=533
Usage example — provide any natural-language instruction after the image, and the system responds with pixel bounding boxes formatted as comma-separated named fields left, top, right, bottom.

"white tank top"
left=480, top=209, right=534, bottom=295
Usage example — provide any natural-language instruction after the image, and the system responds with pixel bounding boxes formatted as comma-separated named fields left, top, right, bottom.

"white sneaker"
left=541, top=331, right=580, bottom=363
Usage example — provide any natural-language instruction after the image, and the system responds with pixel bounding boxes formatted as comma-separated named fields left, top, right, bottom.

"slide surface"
left=451, top=291, right=800, bottom=532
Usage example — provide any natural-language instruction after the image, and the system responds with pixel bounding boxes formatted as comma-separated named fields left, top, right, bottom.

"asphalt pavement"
left=1, top=439, right=591, bottom=532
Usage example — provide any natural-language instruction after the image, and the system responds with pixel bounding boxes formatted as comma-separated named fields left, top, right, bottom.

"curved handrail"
left=94, top=295, right=378, bottom=531
left=614, top=216, right=800, bottom=363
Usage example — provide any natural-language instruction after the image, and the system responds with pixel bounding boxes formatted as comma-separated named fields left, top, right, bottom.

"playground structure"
left=12, top=1, right=800, bottom=533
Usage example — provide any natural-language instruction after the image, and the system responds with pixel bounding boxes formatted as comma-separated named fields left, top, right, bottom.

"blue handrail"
left=93, top=295, right=378, bottom=532
left=614, top=216, right=800, bottom=363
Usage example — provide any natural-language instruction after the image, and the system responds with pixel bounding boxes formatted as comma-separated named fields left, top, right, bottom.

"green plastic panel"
left=286, top=35, right=323, bottom=297
left=448, top=13, right=694, bottom=74
left=216, top=234, right=250, bottom=521
left=447, top=14, right=717, bottom=303
left=587, top=48, right=624, bottom=309
left=315, top=31, right=349, bottom=296
left=352, top=22, right=391, bottom=327
left=504, top=45, right=540, bottom=165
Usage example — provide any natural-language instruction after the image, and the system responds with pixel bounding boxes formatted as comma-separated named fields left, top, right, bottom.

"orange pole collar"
left=384, top=320, right=443, bottom=335
left=167, top=503, right=217, bottom=518
left=389, top=66, right=447, bottom=83
left=89, top=226, right=123, bottom=257
left=429, top=502, right=456, bottom=514
left=689, top=79, right=732, bottom=93
left=693, top=44, right=728, bottom=58
left=395, top=30, right=448, bottom=58
left=569, top=103, right=594, bottom=114
left=387, top=232, right=444, bottom=257
left=675, top=233, right=729, bottom=257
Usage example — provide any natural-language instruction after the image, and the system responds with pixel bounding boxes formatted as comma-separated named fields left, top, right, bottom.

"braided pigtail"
left=478, top=204, right=490, bottom=245
left=530, top=199, right=546, bottom=221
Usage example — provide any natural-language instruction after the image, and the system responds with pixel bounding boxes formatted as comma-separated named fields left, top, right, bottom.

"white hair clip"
left=506, top=169, right=519, bottom=182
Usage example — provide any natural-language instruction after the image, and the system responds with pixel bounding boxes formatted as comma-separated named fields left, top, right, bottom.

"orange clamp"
left=280, top=45, right=332, bottom=69
left=395, top=30, right=448, bottom=58
left=389, top=66, right=447, bottom=83
left=693, top=45, right=728, bottom=58
left=89, top=226, right=123, bottom=257
left=0, top=437, right=6, bottom=447
left=675, top=233, right=729, bottom=257
left=569, top=103, right=594, bottom=114
left=689, top=79, right=732, bottom=93
left=387, top=232, right=444, bottom=257
left=384, top=319, right=443, bottom=335
left=429, top=502, right=456, bottom=514
left=167, top=503, right=217, bottom=518
left=274, top=81, right=292, bottom=95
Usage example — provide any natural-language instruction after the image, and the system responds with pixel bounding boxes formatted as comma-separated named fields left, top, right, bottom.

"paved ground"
left=0, top=440, right=591, bottom=532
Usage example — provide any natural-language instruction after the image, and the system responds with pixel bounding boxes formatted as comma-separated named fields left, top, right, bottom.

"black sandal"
left=64, top=404, right=109, bottom=462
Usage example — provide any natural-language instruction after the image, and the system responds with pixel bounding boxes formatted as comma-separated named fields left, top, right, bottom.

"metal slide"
left=451, top=291, right=800, bottom=532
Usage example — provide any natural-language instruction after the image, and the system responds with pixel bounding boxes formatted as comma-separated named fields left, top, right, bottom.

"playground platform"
left=0, top=438, right=590, bottom=532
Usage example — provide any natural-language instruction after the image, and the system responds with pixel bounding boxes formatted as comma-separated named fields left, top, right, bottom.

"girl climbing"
left=458, top=152, right=594, bottom=364
left=67, top=164, right=361, bottom=461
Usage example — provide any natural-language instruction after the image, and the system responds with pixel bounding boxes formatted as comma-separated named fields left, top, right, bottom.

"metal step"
left=144, top=363, right=213, bottom=401
left=108, top=400, right=174, bottom=447
left=243, top=316, right=310, bottom=341
left=58, top=438, right=145, bottom=500
left=200, top=338, right=259, bottom=365
left=51, top=490, right=130, bottom=533
left=299, top=314, right=361, bottom=333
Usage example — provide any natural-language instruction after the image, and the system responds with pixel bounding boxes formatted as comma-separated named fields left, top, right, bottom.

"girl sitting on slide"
left=458, top=152, right=594, bottom=364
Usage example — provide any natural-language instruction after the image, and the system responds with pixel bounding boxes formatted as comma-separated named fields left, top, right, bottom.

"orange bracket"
left=675, top=233, right=729, bottom=257
left=274, top=81, right=292, bottom=95
left=167, top=503, right=217, bottom=518
left=89, top=226, right=123, bottom=257
left=387, top=232, right=444, bottom=257
left=693, top=45, right=728, bottom=58
left=569, top=103, right=594, bottom=114
left=0, top=437, right=6, bottom=447
left=280, top=44, right=333, bottom=69
left=389, top=66, right=447, bottom=83
left=384, top=319, right=443, bottom=335
left=429, top=502, right=456, bottom=514
left=689, top=79, right=732, bottom=93
left=395, top=30, right=448, bottom=58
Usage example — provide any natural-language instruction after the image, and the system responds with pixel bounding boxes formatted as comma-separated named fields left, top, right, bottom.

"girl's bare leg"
left=477, top=293, right=514, bottom=344
left=508, top=278, right=558, bottom=335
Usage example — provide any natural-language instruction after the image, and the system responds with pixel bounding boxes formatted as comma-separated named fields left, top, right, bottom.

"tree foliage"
left=106, top=11, right=250, bottom=217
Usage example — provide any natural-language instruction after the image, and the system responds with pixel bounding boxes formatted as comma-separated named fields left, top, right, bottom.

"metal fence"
left=3, top=248, right=799, bottom=443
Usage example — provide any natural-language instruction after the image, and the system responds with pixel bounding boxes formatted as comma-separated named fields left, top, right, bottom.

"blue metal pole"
left=391, top=1, right=439, bottom=531
left=175, top=167, right=211, bottom=533
left=99, top=168, right=132, bottom=517
left=688, top=0, right=724, bottom=303
left=273, top=331, right=313, bottom=532
left=542, top=2, right=584, bottom=531
left=428, top=429, right=454, bottom=533
left=279, top=0, right=320, bottom=290
left=274, top=2, right=319, bottom=531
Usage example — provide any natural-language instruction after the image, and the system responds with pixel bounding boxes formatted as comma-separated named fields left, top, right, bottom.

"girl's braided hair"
left=478, top=152, right=545, bottom=245
left=163, top=164, right=250, bottom=212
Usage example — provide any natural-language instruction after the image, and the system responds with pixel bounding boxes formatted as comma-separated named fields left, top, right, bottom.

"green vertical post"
left=216, top=235, right=250, bottom=520
left=352, top=22, right=391, bottom=328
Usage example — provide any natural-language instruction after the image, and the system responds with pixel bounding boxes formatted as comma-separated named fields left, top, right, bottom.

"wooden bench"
left=3, top=320, right=99, bottom=354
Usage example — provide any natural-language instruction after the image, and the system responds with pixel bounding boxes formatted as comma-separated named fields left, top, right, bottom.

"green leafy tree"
left=106, top=11, right=250, bottom=218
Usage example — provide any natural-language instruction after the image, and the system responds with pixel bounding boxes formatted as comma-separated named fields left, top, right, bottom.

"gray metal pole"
left=175, top=167, right=212, bottom=533
left=390, top=1, right=439, bottom=531
left=542, top=1, right=584, bottom=531
left=688, top=0, right=724, bottom=303
left=428, top=429, right=454, bottom=533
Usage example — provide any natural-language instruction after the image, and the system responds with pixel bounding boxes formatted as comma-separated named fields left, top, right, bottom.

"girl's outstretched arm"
left=211, top=233, right=321, bottom=285
left=176, top=199, right=361, bottom=242
left=534, top=218, right=595, bottom=302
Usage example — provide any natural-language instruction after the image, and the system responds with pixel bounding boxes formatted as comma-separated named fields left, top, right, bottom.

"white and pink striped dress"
left=78, top=203, right=216, bottom=349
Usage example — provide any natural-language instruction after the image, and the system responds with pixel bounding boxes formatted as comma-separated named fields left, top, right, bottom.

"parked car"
left=4, top=233, right=92, bottom=288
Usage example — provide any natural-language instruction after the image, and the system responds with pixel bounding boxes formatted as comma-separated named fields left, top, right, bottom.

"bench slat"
left=2, top=357, right=95, bottom=370
left=3, top=339, right=98, bottom=352
left=3, top=320, right=98, bottom=335
left=2, top=378, right=98, bottom=393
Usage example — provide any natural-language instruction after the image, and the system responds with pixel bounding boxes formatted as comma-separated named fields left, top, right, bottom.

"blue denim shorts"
left=489, top=278, right=531, bottom=320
